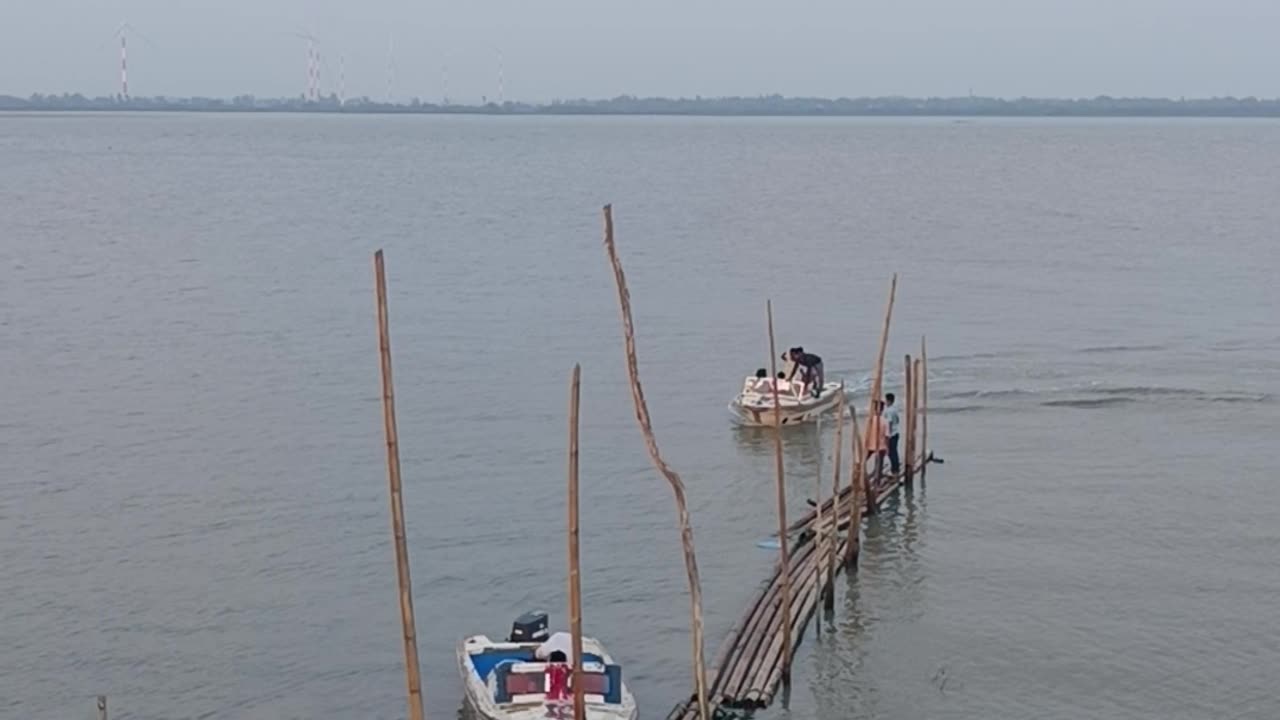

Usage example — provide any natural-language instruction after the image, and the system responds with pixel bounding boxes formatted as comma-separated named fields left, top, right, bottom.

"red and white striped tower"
left=339, top=55, right=346, bottom=106
left=307, top=39, right=316, bottom=101
left=120, top=33, right=129, bottom=99
left=313, top=45, right=322, bottom=101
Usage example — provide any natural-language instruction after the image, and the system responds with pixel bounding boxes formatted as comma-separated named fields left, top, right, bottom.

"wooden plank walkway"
left=666, top=454, right=934, bottom=720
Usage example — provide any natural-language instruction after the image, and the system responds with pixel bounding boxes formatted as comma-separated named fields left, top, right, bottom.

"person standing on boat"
left=544, top=650, right=571, bottom=719
left=784, top=347, right=824, bottom=398
left=882, top=393, right=902, bottom=475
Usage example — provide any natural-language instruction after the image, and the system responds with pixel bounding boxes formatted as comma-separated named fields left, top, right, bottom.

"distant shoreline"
left=6, top=93, right=1280, bottom=118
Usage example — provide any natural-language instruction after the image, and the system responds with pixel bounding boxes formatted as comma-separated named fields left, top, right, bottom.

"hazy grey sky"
left=2, top=0, right=1278, bottom=101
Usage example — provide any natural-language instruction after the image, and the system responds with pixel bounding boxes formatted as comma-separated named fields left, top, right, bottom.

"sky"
left=1, top=0, right=1278, bottom=102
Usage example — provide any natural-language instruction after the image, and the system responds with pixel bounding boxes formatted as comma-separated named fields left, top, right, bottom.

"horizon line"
left=7, top=92, right=1280, bottom=119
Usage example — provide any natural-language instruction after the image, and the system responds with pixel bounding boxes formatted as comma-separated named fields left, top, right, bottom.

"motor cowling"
left=509, top=610, right=549, bottom=643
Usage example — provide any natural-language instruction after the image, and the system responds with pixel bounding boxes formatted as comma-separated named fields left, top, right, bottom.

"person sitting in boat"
left=784, top=347, right=824, bottom=398
left=750, top=368, right=793, bottom=395
left=752, top=368, right=771, bottom=392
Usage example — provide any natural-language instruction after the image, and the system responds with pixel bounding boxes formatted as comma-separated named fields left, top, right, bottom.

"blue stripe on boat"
left=468, top=648, right=605, bottom=681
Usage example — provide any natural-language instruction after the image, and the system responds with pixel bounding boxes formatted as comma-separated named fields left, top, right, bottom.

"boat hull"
left=730, top=382, right=845, bottom=427
left=458, top=636, right=637, bottom=720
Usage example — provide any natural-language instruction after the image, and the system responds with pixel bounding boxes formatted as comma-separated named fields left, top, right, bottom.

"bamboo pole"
left=903, top=354, right=914, bottom=489
left=865, top=274, right=897, bottom=512
left=373, top=250, right=426, bottom=720
left=920, top=336, right=929, bottom=480
left=913, top=357, right=923, bottom=470
left=845, top=404, right=863, bottom=568
left=566, top=365, right=586, bottom=720
left=764, top=299, right=793, bottom=685
left=601, top=205, right=709, bottom=720
left=866, top=274, right=897, bottom=432
left=825, top=389, right=843, bottom=610
left=812, top=415, right=823, bottom=636
left=96, top=696, right=107, bottom=720
left=911, top=359, right=920, bottom=473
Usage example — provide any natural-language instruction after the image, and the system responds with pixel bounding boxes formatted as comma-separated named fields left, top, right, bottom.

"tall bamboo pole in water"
left=903, top=354, right=914, bottom=488
left=601, top=205, right=709, bottom=720
left=867, top=274, right=898, bottom=407
left=913, top=357, right=923, bottom=472
left=825, top=389, right=844, bottom=610
left=812, top=415, right=823, bottom=636
left=920, top=336, right=929, bottom=480
left=765, top=300, right=793, bottom=683
left=865, top=274, right=897, bottom=513
left=566, top=365, right=586, bottom=720
left=373, top=250, right=426, bottom=720
left=845, top=404, right=863, bottom=568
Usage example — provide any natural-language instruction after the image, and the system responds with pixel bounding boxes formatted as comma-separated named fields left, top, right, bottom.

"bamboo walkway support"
left=566, top=365, right=587, bottom=720
left=764, top=300, right=793, bottom=684
left=667, top=452, right=929, bottom=720
left=812, top=416, right=824, bottom=637
left=824, top=389, right=844, bottom=611
left=844, top=404, right=863, bottom=569
left=603, top=206, right=710, bottom=720
left=913, top=357, right=923, bottom=472
left=904, top=354, right=914, bottom=489
left=920, top=337, right=929, bottom=479
left=865, top=274, right=897, bottom=515
left=373, top=250, right=427, bottom=720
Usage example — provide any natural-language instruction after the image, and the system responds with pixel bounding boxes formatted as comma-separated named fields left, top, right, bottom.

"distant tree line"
left=4, top=92, right=1280, bottom=117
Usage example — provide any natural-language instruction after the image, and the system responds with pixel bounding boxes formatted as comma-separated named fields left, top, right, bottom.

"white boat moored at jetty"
left=730, top=374, right=844, bottom=427
left=458, top=611, right=637, bottom=720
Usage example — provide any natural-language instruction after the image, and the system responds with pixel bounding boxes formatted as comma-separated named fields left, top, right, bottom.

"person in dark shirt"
left=784, top=347, right=824, bottom=398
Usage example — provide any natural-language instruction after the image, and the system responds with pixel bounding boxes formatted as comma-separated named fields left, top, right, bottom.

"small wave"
left=1042, top=397, right=1136, bottom=408
left=1077, top=344, right=1167, bottom=354
left=1091, top=385, right=1202, bottom=398
left=931, top=351, right=1006, bottom=362
left=1209, top=392, right=1273, bottom=404
left=928, top=404, right=989, bottom=414
left=940, top=388, right=1036, bottom=400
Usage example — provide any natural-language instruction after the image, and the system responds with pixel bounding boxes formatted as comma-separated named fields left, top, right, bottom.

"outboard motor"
left=509, top=610, right=549, bottom=643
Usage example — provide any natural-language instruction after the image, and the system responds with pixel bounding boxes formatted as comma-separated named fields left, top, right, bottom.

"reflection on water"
left=731, top=422, right=828, bottom=500
left=785, top=486, right=929, bottom=720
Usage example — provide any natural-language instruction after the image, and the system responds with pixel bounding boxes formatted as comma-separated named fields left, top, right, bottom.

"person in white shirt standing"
left=882, top=393, right=902, bottom=475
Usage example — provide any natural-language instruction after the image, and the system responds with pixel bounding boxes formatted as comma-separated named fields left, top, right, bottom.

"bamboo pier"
left=600, top=206, right=939, bottom=720
left=666, top=455, right=931, bottom=719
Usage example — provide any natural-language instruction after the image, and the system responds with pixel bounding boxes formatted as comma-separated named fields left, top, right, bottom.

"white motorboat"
left=458, top=612, right=637, bottom=720
left=729, top=374, right=844, bottom=427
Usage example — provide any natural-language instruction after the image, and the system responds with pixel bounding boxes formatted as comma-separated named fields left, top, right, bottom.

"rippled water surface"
left=2, top=113, right=1279, bottom=719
